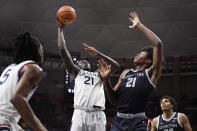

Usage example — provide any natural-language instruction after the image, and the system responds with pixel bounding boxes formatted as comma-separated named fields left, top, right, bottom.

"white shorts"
left=71, top=109, right=106, bottom=131
left=0, top=115, right=22, bottom=131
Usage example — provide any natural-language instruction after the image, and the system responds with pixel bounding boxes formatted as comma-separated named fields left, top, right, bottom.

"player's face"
left=78, top=60, right=91, bottom=71
left=133, top=51, right=149, bottom=65
left=160, top=98, right=173, bottom=111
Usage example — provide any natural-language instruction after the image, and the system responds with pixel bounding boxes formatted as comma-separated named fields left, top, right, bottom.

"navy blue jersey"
left=158, top=112, right=184, bottom=131
left=117, top=69, right=155, bottom=113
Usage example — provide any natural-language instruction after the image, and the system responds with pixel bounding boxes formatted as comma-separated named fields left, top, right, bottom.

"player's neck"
left=135, top=64, right=147, bottom=71
left=163, top=109, right=174, bottom=119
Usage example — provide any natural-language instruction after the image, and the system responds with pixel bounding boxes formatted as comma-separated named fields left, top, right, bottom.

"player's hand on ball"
left=129, top=11, right=141, bottom=29
left=56, top=6, right=76, bottom=27
left=82, top=43, right=99, bottom=56
left=57, top=20, right=65, bottom=28
left=97, top=59, right=111, bottom=79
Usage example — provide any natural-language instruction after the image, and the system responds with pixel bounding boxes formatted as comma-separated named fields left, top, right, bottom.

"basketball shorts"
left=0, top=115, right=22, bottom=131
left=70, top=109, right=106, bottom=131
left=110, top=115, right=148, bottom=131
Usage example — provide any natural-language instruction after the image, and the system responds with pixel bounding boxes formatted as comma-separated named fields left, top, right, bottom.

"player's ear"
left=145, top=59, right=152, bottom=64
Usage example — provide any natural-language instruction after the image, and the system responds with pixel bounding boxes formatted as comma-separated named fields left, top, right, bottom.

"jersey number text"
left=84, top=76, right=94, bottom=85
left=0, top=69, right=12, bottom=85
left=126, top=77, right=136, bottom=88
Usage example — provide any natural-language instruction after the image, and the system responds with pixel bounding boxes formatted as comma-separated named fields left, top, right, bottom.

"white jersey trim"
left=145, top=69, right=156, bottom=88
left=156, top=116, right=159, bottom=129
left=178, top=113, right=183, bottom=128
left=121, top=68, right=135, bottom=79
left=162, top=112, right=176, bottom=121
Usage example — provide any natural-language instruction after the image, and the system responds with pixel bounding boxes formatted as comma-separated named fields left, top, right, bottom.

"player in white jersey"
left=0, top=32, right=47, bottom=131
left=57, top=23, right=120, bottom=131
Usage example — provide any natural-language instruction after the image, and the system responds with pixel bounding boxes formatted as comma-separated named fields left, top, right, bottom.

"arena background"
left=0, top=0, right=197, bottom=130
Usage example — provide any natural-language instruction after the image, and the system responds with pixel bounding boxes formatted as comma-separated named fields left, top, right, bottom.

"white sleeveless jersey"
left=73, top=70, right=105, bottom=110
left=0, top=60, right=38, bottom=122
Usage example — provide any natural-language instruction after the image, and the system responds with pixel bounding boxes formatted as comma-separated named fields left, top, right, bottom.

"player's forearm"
left=103, top=78, right=118, bottom=105
left=137, top=23, right=162, bottom=47
left=11, top=96, right=47, bottom=131
left=57, top=27, right=66, bottom=50
left=57, top=27, right=78, bottom=74
left=97, top=53, right=120, bottom=73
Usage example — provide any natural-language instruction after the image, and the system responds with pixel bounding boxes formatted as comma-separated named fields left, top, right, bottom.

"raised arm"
left=82, top=43, right=120, bottom=73
left=129, top=11, right=163, bottom=85
left=97, top=59, right=118, bottom=104
left=98, top=59, right=127, bottom=105
left=57, top=25, right=80, bottom=80
left=11, top=64, right=47, bottom=131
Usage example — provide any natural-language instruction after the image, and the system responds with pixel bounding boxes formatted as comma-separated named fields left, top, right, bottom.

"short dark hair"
left=141, top=46, right=153, bottom=65
left=13, top=32, right=42, bottom=64
left=160, top=96, right=177, bottom=111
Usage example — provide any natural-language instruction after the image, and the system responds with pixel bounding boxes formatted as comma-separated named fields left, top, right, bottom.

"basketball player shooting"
left=57, top=21, right=119, bottom=131
left=98, top=11, right=163, bottom=131
left=0, top=32, right=47, bottom=131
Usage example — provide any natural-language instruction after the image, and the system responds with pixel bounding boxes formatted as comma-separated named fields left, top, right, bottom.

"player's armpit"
left=147, top=65, right=162, bottom=86
left=60, top=49, right=80, bottom=76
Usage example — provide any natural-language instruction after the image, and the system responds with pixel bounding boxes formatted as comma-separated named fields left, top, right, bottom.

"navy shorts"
left=110, top=116, right=148, bottom=131
left=0, top=125, right=10, bottom=131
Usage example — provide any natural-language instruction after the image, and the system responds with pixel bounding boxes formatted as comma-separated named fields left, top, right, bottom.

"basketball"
left=56, top=6, right=76, bottom=26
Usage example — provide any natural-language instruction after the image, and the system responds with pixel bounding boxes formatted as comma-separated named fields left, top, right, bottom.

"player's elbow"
left=10, top=95, right=24, bottom=106
left=153, top=40, right=163, bottom=48
left=157, top=41, right=163, bottom=48
left=112, top=63, right=120, bottom=73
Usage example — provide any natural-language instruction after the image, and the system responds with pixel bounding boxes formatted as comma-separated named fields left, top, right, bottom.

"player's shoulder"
left=121, top=69, right=130, bottom=76
left=23, top=63, right=43, bottom=74
left=178, top=112, right=188, bottom=120
left=151, top=116, right=159, bottom=129
left=177, top=112, right=189, bottom=127
left=152, top=116, right=159, bottom=124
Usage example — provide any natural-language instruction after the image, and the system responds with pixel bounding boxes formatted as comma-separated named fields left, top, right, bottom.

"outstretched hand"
left=56, top=15, right=66, bottom=28
left=82, top=43, right=99, bottom=56
left=97, top=59, right=111, bottom=80
left=129, top=11, right=141, bottom=29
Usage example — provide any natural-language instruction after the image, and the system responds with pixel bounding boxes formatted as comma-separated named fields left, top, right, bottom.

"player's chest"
left=121, top=72, right=145, bottom=88
left=76, top=73, right=101, bottom=86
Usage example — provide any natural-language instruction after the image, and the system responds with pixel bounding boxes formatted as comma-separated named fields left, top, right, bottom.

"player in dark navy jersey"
left=151, top=96, right=192, bottom=131
left=98, top=11, right=163, bottom=131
